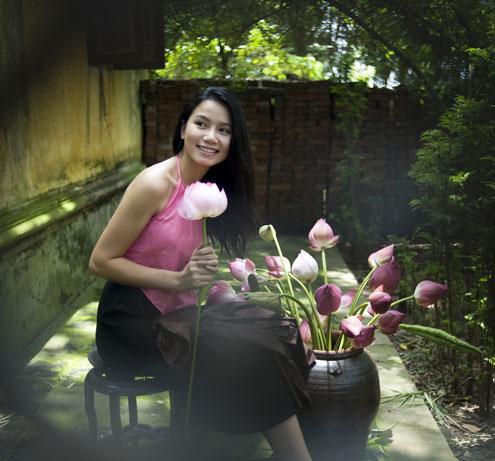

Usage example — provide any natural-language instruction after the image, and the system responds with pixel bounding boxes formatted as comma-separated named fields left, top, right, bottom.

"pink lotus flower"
left=340, top=315, right=365, bottom=337
left=292, top=250, right=319, bottom=283
left=299, top=320, right=312, bottom=345
left=368, top=288, right=392, bottom=314
left=377, top=310, right=406, bottom=335
left=308, top=218, right=339, bottom=250
left=178, top=181, right=228, bottom=220
left=228, top=258, right=256, bottom=282
left=368, top=244, right=395, bottom=268
left=264, top=255, right=291, bottom=278
left=339, top=289, right=356, bottom=309
left=340, top=316, right=375, bottom=349
left=350, top=325, right=376, bottom=349
left=315, top=284, right=342, bottom=315
left=414, top=280, right=448, bottom=307
left=369, top=259, right=401, bottom=293
left=206, top=281, right=244, bottom=305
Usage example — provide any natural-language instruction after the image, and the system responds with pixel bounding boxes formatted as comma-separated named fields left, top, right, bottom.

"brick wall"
left=141, top=79, right=431, bottom=236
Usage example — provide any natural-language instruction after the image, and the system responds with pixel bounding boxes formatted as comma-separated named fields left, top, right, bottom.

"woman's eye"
left=220, top=128, right=232, bottom=135
left=194, top=120, right=207, bottom=128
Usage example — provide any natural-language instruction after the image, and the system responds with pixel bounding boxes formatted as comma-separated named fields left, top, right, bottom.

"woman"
left=89, top=87, right=312, bottom=461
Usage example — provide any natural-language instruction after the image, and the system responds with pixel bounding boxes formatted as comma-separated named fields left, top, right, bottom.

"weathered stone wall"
left=0, top=0, right=144, bottom=364
left=141, top=79, right=431, bottom=236
left=0, top=0, right=143, bottom=210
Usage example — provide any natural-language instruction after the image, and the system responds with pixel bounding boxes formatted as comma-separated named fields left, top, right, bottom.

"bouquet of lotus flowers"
left=215, top=219, right=482, bottom=356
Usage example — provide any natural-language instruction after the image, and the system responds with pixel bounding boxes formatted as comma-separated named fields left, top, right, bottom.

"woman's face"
left=181, top=99, right=232, bottom=168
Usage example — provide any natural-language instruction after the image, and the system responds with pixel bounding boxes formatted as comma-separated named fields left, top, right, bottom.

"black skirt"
left=96, top=282, right=307, bottom=434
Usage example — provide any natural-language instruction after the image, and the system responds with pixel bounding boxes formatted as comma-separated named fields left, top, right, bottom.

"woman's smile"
left=198, top=144, right=219, bottom=155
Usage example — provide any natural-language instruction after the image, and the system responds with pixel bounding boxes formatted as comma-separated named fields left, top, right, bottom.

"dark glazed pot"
left=298, top=348, right=380, bottom=461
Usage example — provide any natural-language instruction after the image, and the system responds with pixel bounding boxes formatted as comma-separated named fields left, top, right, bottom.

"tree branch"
left=326, top=0, right=429, bottom=84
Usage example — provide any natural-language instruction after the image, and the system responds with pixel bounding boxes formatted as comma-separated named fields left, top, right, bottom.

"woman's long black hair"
left=172, top=86, right=257, bottom=257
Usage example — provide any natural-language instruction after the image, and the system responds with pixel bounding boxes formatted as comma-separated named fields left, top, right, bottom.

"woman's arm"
left=89, top=167, right=218, bottom=291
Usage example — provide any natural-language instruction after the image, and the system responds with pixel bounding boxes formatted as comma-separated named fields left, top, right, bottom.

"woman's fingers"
left=190, top=247, right=218, bottom=271
left=192, top=245, right=213, bottom=254
left=182, top=246, right=219, bottom=289
left=188, top=266, right=215, bottom=286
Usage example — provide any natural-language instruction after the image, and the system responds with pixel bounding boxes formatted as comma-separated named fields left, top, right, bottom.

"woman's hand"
left=179, top=246, right=219, bottom=291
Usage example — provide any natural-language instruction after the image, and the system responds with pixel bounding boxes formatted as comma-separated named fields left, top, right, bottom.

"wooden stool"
left=84, top=348, right=179, bottom=447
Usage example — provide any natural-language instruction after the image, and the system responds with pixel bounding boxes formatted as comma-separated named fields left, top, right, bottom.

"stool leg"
left=128, top=396, right=138, bottom=425
left=84, top=382, right=98, bottom=442
left=109, top=394, right=123, bottom=445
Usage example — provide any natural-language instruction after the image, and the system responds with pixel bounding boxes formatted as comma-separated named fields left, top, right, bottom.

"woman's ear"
left=180, top=122, right=185, bottom=140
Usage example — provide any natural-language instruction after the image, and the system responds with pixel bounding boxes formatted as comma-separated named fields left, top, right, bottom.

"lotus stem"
left=390, top=294, right=414, bottom=307
left=289, top=274, right=326, bottom=342
left=355, top=302, right=370, bottom=315
left=271, top=226, right=298, bottom=319
left=348, top=266, right=378, bottom=316
left=321, top=249, right=328, bottom=285
left=327, top=315, right=332, bottom=351
left=335, top=331, right=348, bottom=351
left=367, top=314, right=380, bottom=326
left=184, top=218, right=208, bottom=437
left=197, top=220, right=209, bottom=306
left=279, top=293, right=323, bottom=348
left=184, top=304, right=201, bottom=437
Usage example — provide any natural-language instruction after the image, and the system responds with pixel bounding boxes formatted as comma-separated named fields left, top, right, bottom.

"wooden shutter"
left=87, top=0, right=164, bottom=69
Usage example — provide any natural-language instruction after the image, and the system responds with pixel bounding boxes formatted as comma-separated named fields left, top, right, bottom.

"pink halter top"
left=125, top=156, right=202, bottom=314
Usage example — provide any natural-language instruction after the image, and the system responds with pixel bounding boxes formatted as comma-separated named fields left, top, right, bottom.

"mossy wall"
left=0, top=0, right=143, bottom=210
left=0, top=0, right=144, bottom=364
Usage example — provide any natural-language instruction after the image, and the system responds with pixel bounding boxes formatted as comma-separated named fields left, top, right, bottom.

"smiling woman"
left=88, top=87, right=313, bottom=460
left=180, top=99, right=232, bottom=169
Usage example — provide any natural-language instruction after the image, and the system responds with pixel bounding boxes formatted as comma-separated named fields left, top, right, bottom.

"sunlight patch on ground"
left=43, top=334, right=70, bottom=351
left=327, top=268, right=358, bottom=287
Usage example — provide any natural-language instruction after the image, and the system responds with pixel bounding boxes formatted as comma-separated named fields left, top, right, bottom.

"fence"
left=141, top=79, right=431, bottom=236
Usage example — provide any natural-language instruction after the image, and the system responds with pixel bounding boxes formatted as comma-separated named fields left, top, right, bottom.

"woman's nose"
left=203, top=127, right=217, bottom=142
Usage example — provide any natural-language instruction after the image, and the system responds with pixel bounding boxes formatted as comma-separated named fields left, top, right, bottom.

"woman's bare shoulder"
left=127, top=158, right=178, bottom=211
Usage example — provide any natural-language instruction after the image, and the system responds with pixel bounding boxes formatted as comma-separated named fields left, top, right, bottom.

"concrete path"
left=1, top=245, right=457, bottom=460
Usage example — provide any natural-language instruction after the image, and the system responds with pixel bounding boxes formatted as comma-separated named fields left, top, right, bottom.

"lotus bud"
left=339, top=289, right=356, bottom=310
left=264, top=256, right=291, bottom=279
left=206, top=281, right=244, bottom=305
left=314, top=284, right=342, bottom=315
left=259, top=224, right=276, bottom=242
left=369, top=259, right=401, bottom=293
left=299, top=320, right=312, bottom=345
left=178, top=181, right=228, bottom=220
left=368, top=288, right=392, bottom=314
left=292, top=250, right=319, bottom=283
left=340, top=315, right=364, bottom=337
left=340, top=316, right=375, bottom=349
left=377, top=310, right=406, bottom=335
left=228, top=258, right=256, bottom=282
left=414, top=280, right=448, bottom=307
left=308, top=218, right=339, bottom=251
left=350, top=325, right=376, bottom=349
left=368, top=244, right=395, bottom=268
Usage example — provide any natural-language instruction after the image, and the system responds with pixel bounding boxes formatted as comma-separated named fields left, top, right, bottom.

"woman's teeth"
left=199, top=145, right=217, bottom=154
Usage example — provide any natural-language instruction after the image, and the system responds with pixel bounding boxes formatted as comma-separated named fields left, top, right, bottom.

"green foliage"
left=232, top=21, right=324, bottom=80
left=159, top=37, right=226, bottom=79
left=158, top=20, right=325, bottom=80
left=410, top=97, right=495, bottom=236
